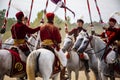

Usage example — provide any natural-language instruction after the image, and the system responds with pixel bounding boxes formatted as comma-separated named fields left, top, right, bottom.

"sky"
left=0, top=0, right=120, bottom=23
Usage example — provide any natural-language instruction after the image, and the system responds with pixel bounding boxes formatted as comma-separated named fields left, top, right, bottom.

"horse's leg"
left=84, top=71, right=90, bottom=80
left=92, top=69, right=102, bottom=80
left=67, top=70, right=72, bottom=80
left=0, top=74, right=4, bottom=80
left=101, top=73, right=108, bottom=80
left=52, top=74, right=59, bottom=80
left=109, top=77, right=115, bottom=80
left=43, top=77, right=49, bottom=80
left=75, top=71, right=79, bottom=80
left=52, top=77, right=57, bottom=80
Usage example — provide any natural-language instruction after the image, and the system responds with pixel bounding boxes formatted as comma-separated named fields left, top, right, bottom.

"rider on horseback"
left=98, top=18, right=118, bottom=78
left=65, top=19, right=90, bottom=72
left=40, top=12, right=67, bottom=69
left=106, top=19, right=120, bottom=78
left=11, top=11, right=40, bottom=56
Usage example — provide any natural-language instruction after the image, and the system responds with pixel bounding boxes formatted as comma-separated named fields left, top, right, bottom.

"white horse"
left=62, top=34, right=90, bottom=80
left=74, top=33, right=120, bottom=80
left=1, top=35, right=34, bottom=49
left=63, top=33, right=101, bottom=80
left=26, top=47, right=67, bottom=80
left=0, top=34, right=37, bottom=80
left=2, top=37, right=14, bottom=49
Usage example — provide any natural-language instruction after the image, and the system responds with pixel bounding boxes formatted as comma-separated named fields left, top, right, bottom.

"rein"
left=84, top=36, right=106, bottom=54
left=64, top=36, right=74, bottom=52
left=67, top=36, right=73, bottom=41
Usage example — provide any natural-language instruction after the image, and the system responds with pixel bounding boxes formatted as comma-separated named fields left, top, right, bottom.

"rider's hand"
left=0, top=27, right=6, bottom=34
left=65, top=27, right=68, bottom=33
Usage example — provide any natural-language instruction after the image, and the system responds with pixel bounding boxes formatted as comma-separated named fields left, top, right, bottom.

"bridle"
left=65, top=36, right=74, bottom=52
left=83, top=35, right=106, bottom=54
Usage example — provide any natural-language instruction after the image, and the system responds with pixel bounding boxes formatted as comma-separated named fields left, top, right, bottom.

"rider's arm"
left=68, top=28, right=76, bottom=35
left=107, top=32, right=116, bottom=45
left=53, top=27, right=61, bottom=44
left=24, top=25, right=40, bottom=34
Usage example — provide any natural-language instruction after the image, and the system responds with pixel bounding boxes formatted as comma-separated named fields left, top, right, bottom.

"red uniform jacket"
left=107, top=28, right=120, bottom=45
left=100, top=27, right=117, bottom=44
left=40, top=23, right=61, bottom=45
left=68, top=27, right=86, bottom=41
left=11, top=22, right=40, bottom=39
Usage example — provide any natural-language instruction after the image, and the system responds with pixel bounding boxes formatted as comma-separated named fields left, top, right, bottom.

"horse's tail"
left=26, top=50, right=40, bottom=80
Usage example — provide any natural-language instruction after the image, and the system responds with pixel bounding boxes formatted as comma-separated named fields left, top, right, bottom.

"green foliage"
left=6, top=18, right=16, bottom=31
left=31, top=10, right=44, bottom=27
left=0, top=9, right=16, bottom=41
left=0, top=9, right=6, bottom=27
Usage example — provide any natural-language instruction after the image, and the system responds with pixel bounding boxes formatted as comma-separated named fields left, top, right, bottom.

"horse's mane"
left=93, top=35, right=106, bottom=45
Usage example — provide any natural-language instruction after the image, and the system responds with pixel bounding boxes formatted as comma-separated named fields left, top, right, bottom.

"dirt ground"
left=4, top=71, right=120, bottom=80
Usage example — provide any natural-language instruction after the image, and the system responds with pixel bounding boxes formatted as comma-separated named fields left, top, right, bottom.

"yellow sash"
left=14, top=39, right=25, bottom=46
left=42, top=39, right=54, bottom=46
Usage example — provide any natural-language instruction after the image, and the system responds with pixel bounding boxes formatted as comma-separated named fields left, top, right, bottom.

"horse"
left=26, top=47, right=67, bottom=80
left=26, top=32, right=67, bottom=80
left=1, top=34, right=36, bottom=49
left=73, top=32, right=120, bottom=80
left=62, top=34, right=90, bottom=80
left=0, top=34, right=37, bottom=80
left=62, top=33, right=101, bottom=80
left=1, top=37, right=14, bottom=49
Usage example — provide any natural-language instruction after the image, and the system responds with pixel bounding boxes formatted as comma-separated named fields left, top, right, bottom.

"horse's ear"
left=65, top=34, right=74, bottom=39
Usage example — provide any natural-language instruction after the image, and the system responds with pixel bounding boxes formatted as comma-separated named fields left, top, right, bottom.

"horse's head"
left=75, top=34, right=106, bottom=58
left=62, top=34, right=74, bottom=52
left=72, top=30, right=88, bottom=51
left=77, top=35, right=91, bottom=53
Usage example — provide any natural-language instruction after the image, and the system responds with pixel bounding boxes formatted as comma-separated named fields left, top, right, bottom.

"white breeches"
left=55, top=49, right=67, bottom=67
left=106, top=50, right=116, bottom=64
left=83, top=52, right=89, bottom=60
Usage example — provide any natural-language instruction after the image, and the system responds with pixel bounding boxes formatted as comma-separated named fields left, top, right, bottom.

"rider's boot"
left=60, top=67, right=68, bottom=80
left=84, top=60, right=90, bottom=73
left=79, top=53, right=90, bottom=73
left=109, top=64, right=115, bottom=80
left=25, top=50, right=30, bottom=56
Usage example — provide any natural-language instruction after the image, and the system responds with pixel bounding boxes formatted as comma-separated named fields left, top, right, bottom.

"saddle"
left=12, top=44, right=30, bottom=56
left=7, top=49, right=26, bottom=77
left=41, top=45, right=61, bottom=74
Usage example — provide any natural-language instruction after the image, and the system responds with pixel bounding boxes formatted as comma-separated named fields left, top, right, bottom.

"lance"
left=0, top=0, right=12, bottom=34
left=40, top=0, right=49, bottom=24
left=42, top=0, right=49, bottom=20
left=87, top=0, right=93, bottom=25
left=0, top=0, right=12, bottom=48
left=64, top=0, right=67, bottom=27
left=44, top=0, right=49, bottom=13
left=94, top=0, right=103, bottom=23
left=2, top=0, right=12, bottom=28
left=28, top=0, right=34, bottom=26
